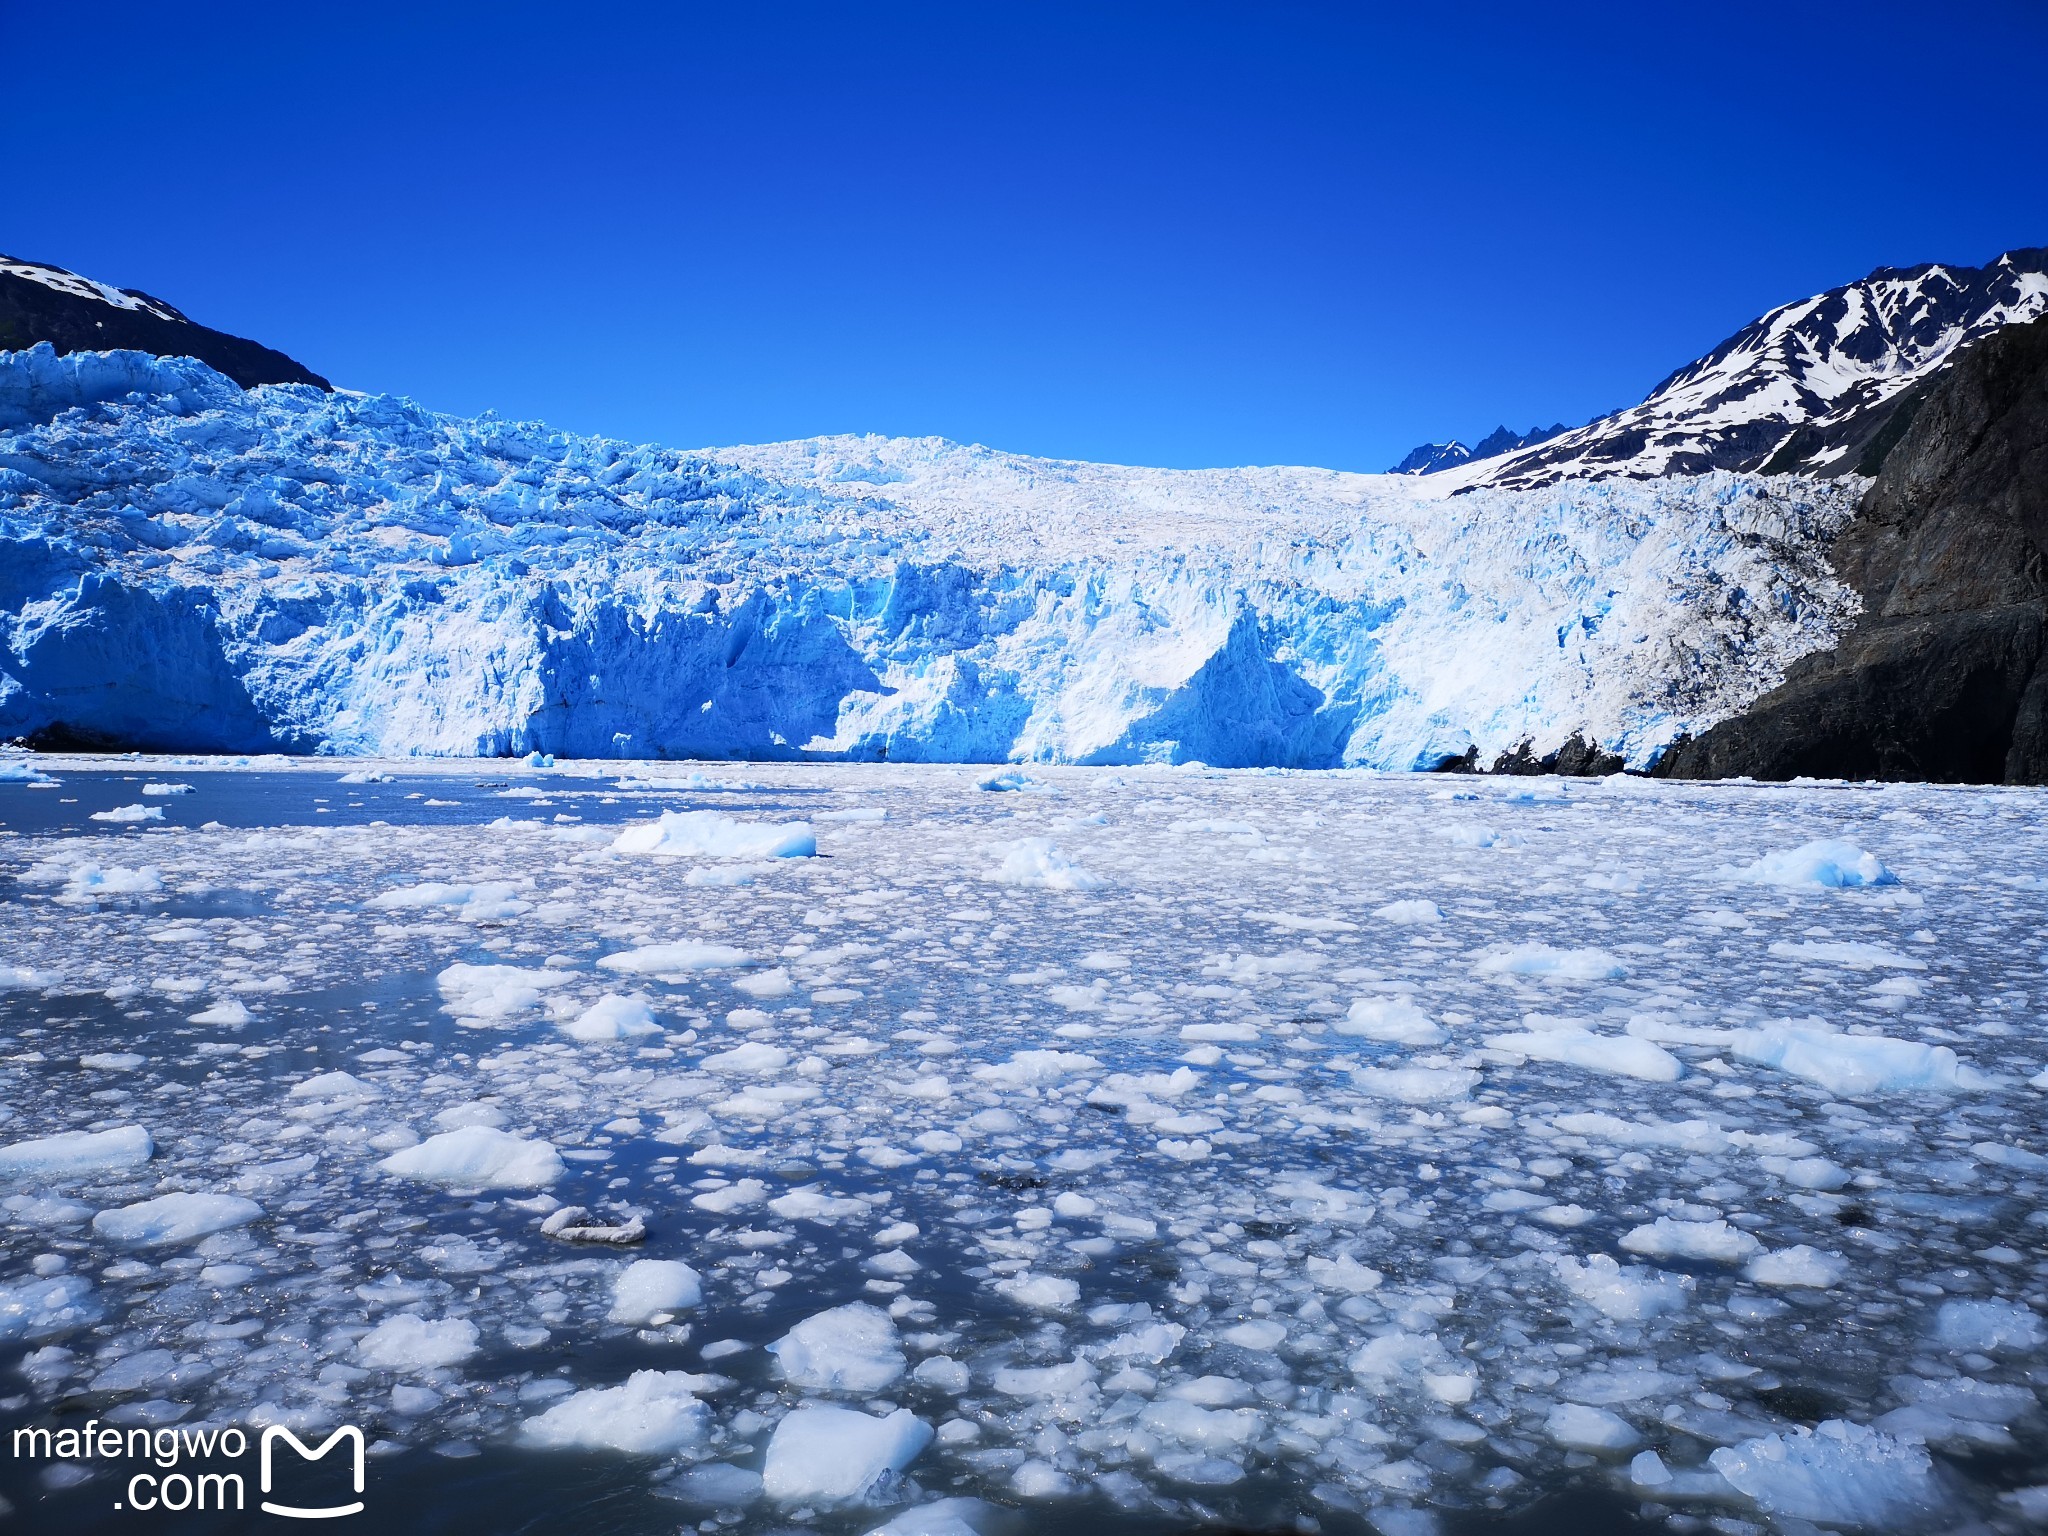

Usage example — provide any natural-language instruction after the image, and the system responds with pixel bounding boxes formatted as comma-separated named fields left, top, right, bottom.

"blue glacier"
left=0, top=344, right=1863, bottom=767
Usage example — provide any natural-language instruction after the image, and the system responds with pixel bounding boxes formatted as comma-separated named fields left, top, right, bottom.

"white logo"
left=258, top=1426, right=364, bottom=1519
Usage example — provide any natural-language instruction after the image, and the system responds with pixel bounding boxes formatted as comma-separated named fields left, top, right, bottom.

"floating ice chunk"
left=610, top=1259, right=704, bottom=1323
left=433, top=1102, right=507, bottom=1131
left=1709, top=1420, right=1940, bottom=1525
left=1973, top=1141, right=2048, bottom=1173
left=1488, top=1029, right=1682, bottom=1082
left=1552, top=1254, right=1691, bottom=1320
left=80, top=1052, right=144, bottom=1071
left=0, top=1275, right=101, bottom=1341
left=1886, top=1375, right=2037, bottom=1427
left=663, top=1462, right=763, bottom=1507
left=1768, top=939, right=1927, bottom=971
left=60, top=864, right=162, bottom=900
left=732, top=967, right=795, bottom=999
left=1140, top=1397, right=1263, bottom=1454
left=1934, top=1298, right=2043, bottom=1353
left=188, top=999, right=253, bottom=1026
left=379, top=1127, right=564, bottom=1189
left=972, top=1050, right=1101, bottom=1087
left=1620, top=1218, right=1762, bottom=1264
left=1373, top=899, right=1442, bottom=924
left=863, top=1497, right=1002, bottom=1536
left=356, top=1314, right=480, bottom=1371
left=93, top=1192, right=262, bottom=1245
left=0, top=1125, right=153, bottom=1179
left=1732, top=1026, right=1987, bottom=1094
left=1096, top=1321, right=1187, bottom=1363
left=1221, top=1319, right=1287, bottom=1350
left=141, top=782, right=193, bottom=796
left=706, top=1042, right=793, bottom=1078
left=1013, top=1459, right=1082, bottom=1495
left=994, top=1360, right=1096, bottom=1400
left=1545, top=1403, right=1639, bottom=1452
left=1733, top=839, right=1898, bottom=889
left=0, top=758, right=55, bottom=784
left=1475, top=944, right=1626, bottom=981
left=1774, top=1156, right=1851, bottom=1190
left=769, top=1303, right=906, bottom=1393
left=542, top=1206, right=646, bottom=1245
left=1629, top=1449, right=1672, bottom=1487
left=564, top=993, right=660, bottom=1042
left=1204, top=949, right=1322, bottom=983
left=911, top=1355, right=971, bottom=1392
left=1337, top=998, right=1445, bottom=1046
left=90, top=803, right=162, bottom=823
left=435, top=963, right=573, bottom=1022
left=521, top=1370, right=714, bottom=1454
left=1350, top=1066, right=1478, bottom=1103
left=765, top=1187, right=868, bottom=1228
left=1746, top=1246, right=1847, bottom=1288
left=1248, top=911, right=1357, bottom=933
left=369, top=881, right=531, bottom=922
left=690, top=1179, right=766, bottom=1214
left=761, top=1405, right=932, bottom=1505
left=994, top=1273, right=1081, bottom=1311
left=0, top=964, right=52, bottom=990
left=1442, top=823, right=1516, bottom=849
left=1350, top=1330, right=1462, bottom=1398
left=289, top=1071, right=380, bottom=1101
left=989, top=839, right=1102, bottom=892
left=613, top=810, right=816, bottom=860
left=1305, top=1254, right=1384, bottom=1294
left=598, top=942, right=752, bottom=974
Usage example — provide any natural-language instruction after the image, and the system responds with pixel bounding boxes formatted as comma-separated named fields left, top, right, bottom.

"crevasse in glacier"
left=0, top=344, right=1861, bottom=766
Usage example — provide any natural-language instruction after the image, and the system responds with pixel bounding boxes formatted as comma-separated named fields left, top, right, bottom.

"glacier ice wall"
left=0, top=345, right=1862, bottom=768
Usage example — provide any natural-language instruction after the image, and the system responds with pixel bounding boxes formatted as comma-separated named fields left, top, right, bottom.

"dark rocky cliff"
left=0, top=257, right=329, bottom=391
left=1656, top=312, right=2048, bottom=783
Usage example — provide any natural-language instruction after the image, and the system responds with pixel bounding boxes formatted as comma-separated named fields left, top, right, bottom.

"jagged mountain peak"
left=1387, top=440, right=1472, bottom=475
left=1450, top=244, right=2048, bottom=490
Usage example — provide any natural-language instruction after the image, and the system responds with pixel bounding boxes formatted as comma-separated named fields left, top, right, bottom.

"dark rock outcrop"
left=1657, top=311, right=2048, bottom=783
left=0, top=255, right=329, bottom=391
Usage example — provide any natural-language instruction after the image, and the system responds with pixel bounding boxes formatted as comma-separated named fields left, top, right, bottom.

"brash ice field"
left=2, top=756, right=2044, bottom=1533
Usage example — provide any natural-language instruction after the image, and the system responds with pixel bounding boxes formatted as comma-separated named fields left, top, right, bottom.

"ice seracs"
left=0, top=344, right=1868, bottom=769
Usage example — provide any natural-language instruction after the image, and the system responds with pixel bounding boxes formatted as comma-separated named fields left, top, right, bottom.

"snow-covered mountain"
left=0, top=344, right=1858, bottom=769
left=1387, top=424, right=1565, bottom=476
left=0, top=254, right=329, bottom=391
left=1440, top=246, right=2048, bottom=490
left=1387, top=439, right=1472, bottom=475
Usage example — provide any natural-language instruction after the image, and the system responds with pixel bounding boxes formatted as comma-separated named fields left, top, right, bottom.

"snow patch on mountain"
left=0, top=344, right=1860, bottom=768
left=0, top=256, right=187, bottom=324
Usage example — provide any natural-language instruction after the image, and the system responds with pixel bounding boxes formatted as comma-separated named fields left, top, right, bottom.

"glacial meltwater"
left=1, top=756, right=2044, bottom=1534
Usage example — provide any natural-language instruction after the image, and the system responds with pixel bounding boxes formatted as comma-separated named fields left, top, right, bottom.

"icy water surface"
left=1, top=757, right=2045, bottom=1535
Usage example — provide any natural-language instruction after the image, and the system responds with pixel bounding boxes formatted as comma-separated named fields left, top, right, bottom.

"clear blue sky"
left=10, top=1, right=2045, bottom=471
